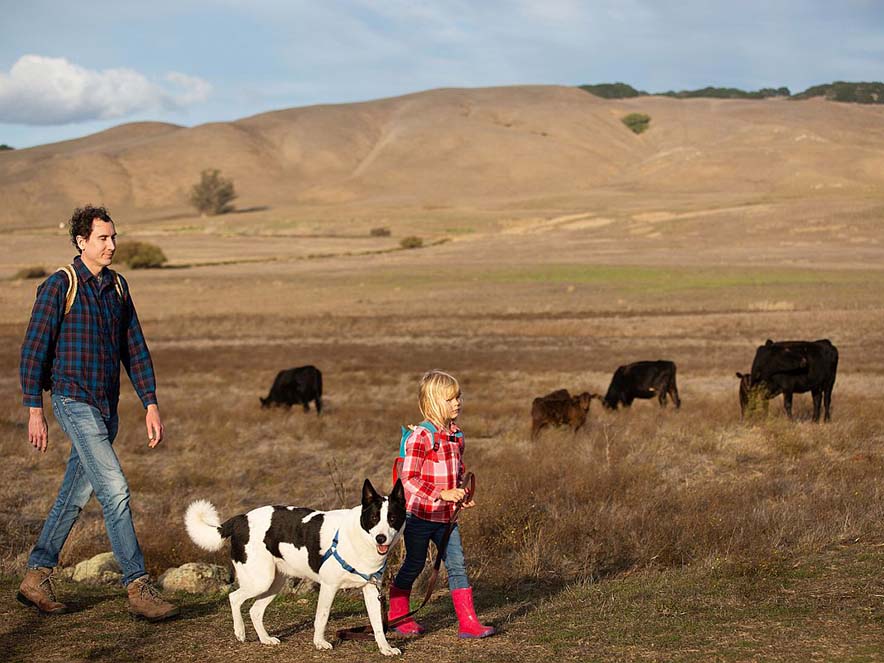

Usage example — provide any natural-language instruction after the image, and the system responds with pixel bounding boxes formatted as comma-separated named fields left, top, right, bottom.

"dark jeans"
left=393, top=514, right=469, bottom=591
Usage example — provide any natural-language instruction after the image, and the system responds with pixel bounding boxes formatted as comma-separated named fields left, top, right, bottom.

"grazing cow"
left=736, top=339, right=838, bottom=422
left=531, top=389, right=598, bottom=440
left=260, top=365, right=323, bottom=414
left=602, top=360, right=681, bottom=410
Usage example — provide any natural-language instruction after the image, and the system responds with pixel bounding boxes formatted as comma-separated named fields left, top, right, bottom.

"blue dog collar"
left=320, top=530, right=386, bottom=583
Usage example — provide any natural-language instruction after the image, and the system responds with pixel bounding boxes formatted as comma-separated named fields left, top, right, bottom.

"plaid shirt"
left=401, top=423, right=465, bottom=523
left=20, top=256, right=157, bottom=418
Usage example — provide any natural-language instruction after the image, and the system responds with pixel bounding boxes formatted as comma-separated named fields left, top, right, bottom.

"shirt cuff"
left=141, top=393, right=158, bottom=408
left=23, top=393, right=44, bottom=408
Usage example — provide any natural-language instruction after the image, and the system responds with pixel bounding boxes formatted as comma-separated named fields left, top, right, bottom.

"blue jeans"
left=393, top=514, right=469, bottom=591
left=28, top=395, right=147, bottom=586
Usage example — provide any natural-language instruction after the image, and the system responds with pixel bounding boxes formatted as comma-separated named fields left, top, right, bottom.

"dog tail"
left=185, top=499, right=226, bottom=552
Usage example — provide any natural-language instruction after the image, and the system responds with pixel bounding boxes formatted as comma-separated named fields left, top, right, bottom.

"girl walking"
left=388, top=370, right=495, bottom=639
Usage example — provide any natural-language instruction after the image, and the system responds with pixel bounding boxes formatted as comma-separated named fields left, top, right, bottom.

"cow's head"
left=574, top=392, right=594, bottom=412
left=736, top=371, right=768, bottom=418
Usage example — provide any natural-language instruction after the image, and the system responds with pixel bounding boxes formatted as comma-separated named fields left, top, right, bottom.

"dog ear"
left=362, top=478, right=380, bottom=506
left=390, top=478, right=405, bottom=505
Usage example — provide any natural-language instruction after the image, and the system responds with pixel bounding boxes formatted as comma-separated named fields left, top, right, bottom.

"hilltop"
left=1, top=84, right=884, bottom=227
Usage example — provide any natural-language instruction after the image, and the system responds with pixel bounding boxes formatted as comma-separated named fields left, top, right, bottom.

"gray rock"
left=72, top=552, right=122, bottom=585
left=159, top=562, right=231, bottom=594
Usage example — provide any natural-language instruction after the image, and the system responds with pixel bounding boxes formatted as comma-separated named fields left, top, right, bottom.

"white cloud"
left=0, top=55, right=211, bottom=125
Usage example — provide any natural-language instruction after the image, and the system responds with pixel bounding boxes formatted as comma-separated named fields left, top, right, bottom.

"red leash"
left=336, top=472, right=476, bottom=641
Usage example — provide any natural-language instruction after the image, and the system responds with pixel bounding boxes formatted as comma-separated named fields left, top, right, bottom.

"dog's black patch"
left=387, top=479, right=406, bottom=532
left=361, top=479, right=383, bottom=532
left=264, top=507, right=325, bottom=574
left=219, top=514, right=250, bottom=564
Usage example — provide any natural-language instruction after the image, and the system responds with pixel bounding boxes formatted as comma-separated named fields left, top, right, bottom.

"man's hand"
left=28, top=407, right=49, bottom=453
left=145, top=404, right=164, bottom=448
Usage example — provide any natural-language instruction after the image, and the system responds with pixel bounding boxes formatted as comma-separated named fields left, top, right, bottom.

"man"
left=18, top=205, right=178, bottom=621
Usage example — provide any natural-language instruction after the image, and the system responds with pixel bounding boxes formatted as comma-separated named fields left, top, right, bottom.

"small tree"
left=190, top=169, right=237, bottom=216
left=622, top=113, right=651, bottom=134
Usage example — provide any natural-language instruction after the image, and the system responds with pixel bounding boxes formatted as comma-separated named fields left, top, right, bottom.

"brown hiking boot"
left=127, top=576, right=180, bottom=622
left=17, top=567, right=68, bottom=615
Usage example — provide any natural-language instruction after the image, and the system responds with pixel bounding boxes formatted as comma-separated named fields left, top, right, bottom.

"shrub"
left=399, top=236, right=423, bottom=249
left=370, top=227, right=391, bottom=237
left=14, top=266, right=47, bottom=279
left=0, top=144, right=14, bottom=151
left=190, top=169, right=237, bottom=216
left=579, top=82, right=646, bottom=99
left=114, top=240, right=167, bottom=269
left=622, top=112, right=651, bottom=134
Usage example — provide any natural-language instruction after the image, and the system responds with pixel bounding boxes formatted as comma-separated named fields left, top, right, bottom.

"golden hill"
left=2, top=85, right=884, bottom=226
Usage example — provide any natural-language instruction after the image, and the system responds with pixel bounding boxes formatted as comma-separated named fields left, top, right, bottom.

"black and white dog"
left=185, top=479, right=406, bottom=656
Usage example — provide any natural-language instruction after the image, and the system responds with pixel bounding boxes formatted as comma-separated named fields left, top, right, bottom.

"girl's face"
left=444, top=390, right=463, bottom=423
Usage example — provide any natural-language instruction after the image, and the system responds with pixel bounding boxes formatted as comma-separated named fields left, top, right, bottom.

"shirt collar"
left=73, top=255, right=108, bottom=285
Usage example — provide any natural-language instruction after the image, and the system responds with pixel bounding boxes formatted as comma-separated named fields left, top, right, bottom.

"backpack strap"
left=56, top=264, right=78, bottom=316
left=110, top=269, right=126, bottom=302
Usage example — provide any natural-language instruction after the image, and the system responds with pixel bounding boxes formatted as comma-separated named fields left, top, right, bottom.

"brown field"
left=1, top=88, right=884, bottom=661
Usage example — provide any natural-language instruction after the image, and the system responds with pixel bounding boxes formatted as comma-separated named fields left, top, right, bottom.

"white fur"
left=185, top=499, right=223, bottom=551
left=185, top=494, right=403, bottom=656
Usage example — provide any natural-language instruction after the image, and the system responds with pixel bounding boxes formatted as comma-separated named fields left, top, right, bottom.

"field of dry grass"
left=1, top=195, right=883, bottom=661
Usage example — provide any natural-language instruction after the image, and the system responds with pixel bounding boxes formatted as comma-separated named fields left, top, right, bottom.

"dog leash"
left=336, top=472, right=476, bottom=641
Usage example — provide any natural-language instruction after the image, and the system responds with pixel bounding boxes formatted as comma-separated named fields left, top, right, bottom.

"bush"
left=399, top=236, right=423, bottom=249
left=370, top=227, right=391, bottom=237
left=114, top=241, right=167, bottom=269
left=14, top=266, right=47, bottom=279
left=0, top=144, right=14, bottom=151
left=579, top=82, right=646, bottom=99
left=190, top=169, right=237, bottom=216
left=622, top=113, right=651, bottom=134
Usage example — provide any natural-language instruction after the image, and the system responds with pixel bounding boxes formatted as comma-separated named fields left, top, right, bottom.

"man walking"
left=18, top=205, right=178, bottom=621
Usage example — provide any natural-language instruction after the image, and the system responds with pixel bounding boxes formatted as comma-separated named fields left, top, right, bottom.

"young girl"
left=387, top=370, right=496, bottom=639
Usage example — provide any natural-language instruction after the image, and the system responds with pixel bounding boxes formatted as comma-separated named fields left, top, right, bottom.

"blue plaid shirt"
left=20, top=256, right=157, bottom=418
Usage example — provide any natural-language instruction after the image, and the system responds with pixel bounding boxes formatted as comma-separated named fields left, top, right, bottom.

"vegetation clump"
left=622, top=113, right=651, bottom=134
left=14, top=266, right=47, bottom=280
left=114, top=240, right=168, bottom=269
left=190, top=169, right=237, bottom=216
left=0, top=144, right=14, bottom=151
left=370, top=227, right=391, bottom=237
left=399, top=236, right=423, bottom=249
left=660, top=86, right=790, bottom=99
left=793, top=81, right=884, bottom=104
left=579, top=82, right=646, bottom=99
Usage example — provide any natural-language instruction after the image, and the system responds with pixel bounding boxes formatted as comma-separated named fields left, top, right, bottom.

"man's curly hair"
left=69, top=206, right=113, bottom=253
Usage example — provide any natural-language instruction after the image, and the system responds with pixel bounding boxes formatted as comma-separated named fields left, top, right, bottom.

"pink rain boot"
left=451, top=587, right=496, bottom=638
left=388, top=585, right=426, bottom=635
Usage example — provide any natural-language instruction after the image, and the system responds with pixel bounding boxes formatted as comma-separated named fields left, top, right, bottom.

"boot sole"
left=129, top=607, right=181, bottom=623
left=16, top=592, right=68, bottom=615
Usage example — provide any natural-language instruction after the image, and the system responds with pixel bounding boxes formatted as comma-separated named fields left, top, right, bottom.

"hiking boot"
left=17, top=567, right=68, bottom=615
left=127, top=576, right=180, bottom=622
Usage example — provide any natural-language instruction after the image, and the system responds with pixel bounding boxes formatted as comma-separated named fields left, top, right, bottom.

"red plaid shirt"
left=401, top=423, right=465, bottom=523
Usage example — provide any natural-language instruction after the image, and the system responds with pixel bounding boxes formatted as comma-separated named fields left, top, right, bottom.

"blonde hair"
left=419, top=369, right=461, bottom=429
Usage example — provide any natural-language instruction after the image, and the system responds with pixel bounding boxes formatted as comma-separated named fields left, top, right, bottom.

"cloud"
left=0, top=55, right=211, bottom=125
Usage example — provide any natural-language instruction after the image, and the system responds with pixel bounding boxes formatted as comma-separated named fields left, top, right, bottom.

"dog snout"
left=375, top=534, right=387, bottom=545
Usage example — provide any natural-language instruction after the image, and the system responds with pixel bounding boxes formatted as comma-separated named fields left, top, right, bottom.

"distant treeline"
left=0, top=144, right=14, bottom=151
left=579, top=81, right=884, bottom=104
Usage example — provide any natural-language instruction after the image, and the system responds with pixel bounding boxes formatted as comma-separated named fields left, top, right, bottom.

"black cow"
left=260, top=365, right=323, bottom=414
left=736, top=339, right=838, bottom=422
left=602, top=360, right=681, bottom=410
left=531, top=389, right=598, bottom=440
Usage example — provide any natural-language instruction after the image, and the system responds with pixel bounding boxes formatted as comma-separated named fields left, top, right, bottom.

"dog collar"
left=320, top=530, right=386, bottom=583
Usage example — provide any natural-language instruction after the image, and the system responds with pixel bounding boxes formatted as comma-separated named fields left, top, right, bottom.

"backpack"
left=392, top=421, right=464, bottom=485
left=56, top=264, right=125, bottom=315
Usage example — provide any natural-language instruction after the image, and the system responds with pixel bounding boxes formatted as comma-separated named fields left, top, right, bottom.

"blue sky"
left=2, top=0, right=883, bottom=148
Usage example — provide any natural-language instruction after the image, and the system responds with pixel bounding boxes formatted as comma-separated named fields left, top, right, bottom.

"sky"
left=2, top=0, right=883, bottom=149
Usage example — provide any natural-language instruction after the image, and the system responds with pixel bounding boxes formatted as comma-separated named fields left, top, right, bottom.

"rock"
left=72, top=552, right=122, bottom=584
left=159, top=562, right=231, bottom=594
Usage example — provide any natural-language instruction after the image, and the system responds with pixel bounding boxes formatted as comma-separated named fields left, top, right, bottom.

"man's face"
left=77, top=219, right=116, bottom=269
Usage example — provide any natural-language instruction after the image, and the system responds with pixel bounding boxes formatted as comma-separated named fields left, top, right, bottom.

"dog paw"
left=260, top=636, right=280, bottom=646
left=313, top=638, right=333, bottom=650
left=379, top=644, right=402, bottom=656
left=234, top=629, right=246, bottom=643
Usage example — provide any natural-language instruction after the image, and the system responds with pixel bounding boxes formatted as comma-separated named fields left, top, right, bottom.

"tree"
left=0, top=144, right=14, bottom=151
left=189, top=169, right=237, bottom=216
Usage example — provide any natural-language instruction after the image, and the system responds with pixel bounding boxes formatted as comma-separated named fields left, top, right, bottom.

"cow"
left=531, top=389, right=599, bottom=440
left=260, top=365, right=323, bottom=414
left=602, top=360, right=681, bottom=410
left=736, top=339, right=838, bottom=422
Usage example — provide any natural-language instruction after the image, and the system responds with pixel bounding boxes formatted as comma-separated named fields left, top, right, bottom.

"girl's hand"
left=440, top=488, right=466, bottom=502
left=462, top=500, right=475, bottom=508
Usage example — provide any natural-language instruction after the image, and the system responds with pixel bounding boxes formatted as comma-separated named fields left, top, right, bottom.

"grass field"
left=1, top=198, right=883, bottom=662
